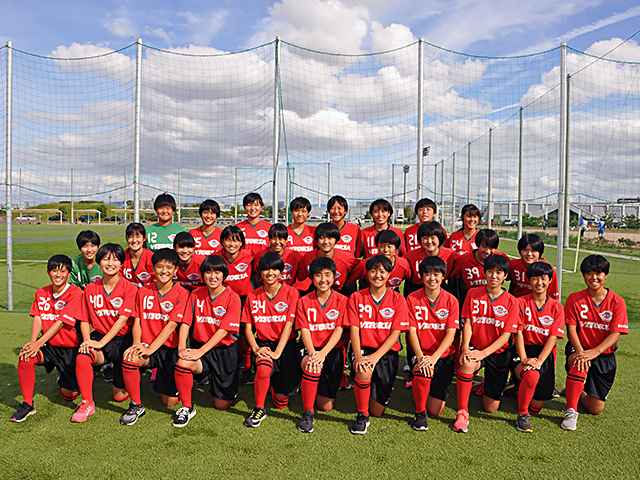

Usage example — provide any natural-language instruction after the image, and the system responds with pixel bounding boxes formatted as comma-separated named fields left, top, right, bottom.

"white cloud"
left=180, top=10, right=229, bottom=46
left=104, top=18, right=136, bottom=38
left=145, top=27, right=172, bottom=44
left=370, top=21, right=416, bottom=52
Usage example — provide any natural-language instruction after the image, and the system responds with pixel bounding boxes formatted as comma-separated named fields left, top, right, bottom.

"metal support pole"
left=71, top=169, right=74, bottom=223
left=517, top=107, right=524, bottom=240
left=434, top=162, right=438, bottom=208
left=123, top=168, right=127, bottom=222
left=234, top=167, right=238, bottom=224
left=133, top=38, right=142, bottom=223
left=291, top=167, right=295, bottom=200
left=272, top=37, right=281, bottom=224
left=467, top=141, right=471, bottom=204
left=327, top=163, right=331, bottom=203
left=416, top=38, right=424, bottom=199
left=563, top=75, right=572, bottom=248
left=439, top=159, right=444, bottom=223
left=452, top=152, right=456, bottom=231
left=403, top=165, right=410, bottom=221
left=177, top=167, right=181, bottom=223
left=285, top=162, right=290, bottom=225
left=487, top=128, right=493, bottom=228
left=556, top=42, right=567, bottom=296
left=391, top=164, right=396, bottom=226
left=19, top=169, right=22, bottom=208
left=5, top=41, right=14, bottom=310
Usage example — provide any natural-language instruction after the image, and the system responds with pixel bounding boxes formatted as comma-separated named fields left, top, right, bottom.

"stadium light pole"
left=6, top=41, right=14, bottom=310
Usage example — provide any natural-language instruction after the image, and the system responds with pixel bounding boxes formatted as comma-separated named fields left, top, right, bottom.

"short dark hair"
left=152, top=248, right=180, bottom=267
left=243, top=192, right=264, bottom=207
left=314, top=222, right=340, bottom=241
left=269, top=223, right=289, bottom=240
left=200, top=254, right=228, bottom=279
left=414, top=198, right=437, bottom=214
left=96, top=243, right=125, bottom=264
left=154, top=193, right=177, bottom=212
left=173, top=231, right=195, bottom=249
left=419, top=256, right=447, bottom=276
left=199, top=199, right=220, bottom=217
left=309, top=257, right=337, bottom=277
left=484, top=254, right=510, bottom=275
left=125, top=222, right=146, bottom=240
left=417, top=221, right=446, bottom=246
left=517, top=233, right=544, bottom=255
left=290, top=197, right=312, bottom=213
left=461, top=204, right=480, bottom=218
left=527, top=261, right=553, bottom=280
left=369, top=198, right=393, bottom=216
left=76, top=230, right=100, bottom=249
left=258, top=251, right=285, bottom=272
left=475, top=229, right=499, bottom=249
left=365, top=254, right=393, bottom=273
left=327, top=195, right=348, bottom=212
left=47, top=254, right=73, bottom=272
left=580, top=254, right=610, bottom=275
left=220, top=225, right=245, bottom=248
left=375, top=229, right=401, bottom=249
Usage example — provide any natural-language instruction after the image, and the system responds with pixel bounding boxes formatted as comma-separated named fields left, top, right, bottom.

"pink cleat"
left=71, top=400, right=96, bottom=423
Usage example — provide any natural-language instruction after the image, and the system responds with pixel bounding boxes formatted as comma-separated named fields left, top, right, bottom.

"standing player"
left=189, top=199, right=223, bottom=262
left=173, top=232, right=204, bottom=292
left=513, top=262, right=564, bottom=432
left=237, top=193, right=272, bottom=255
left=120, top=249, right=189, bottom=425
left=253, top=223, right=301, bottom=286
left=509, top=233, right=559, bottom=300
left=146, top=193, right=186, bottom=252
left=11, top=255, right=84, bottom=422
left=405, top=198, right=446, bottom=253
left=287, top=197, right=316, bottom=255
left=346, top=255, right=409, bottom=434
left=327, top=195, right=361, bottom=257
left=173, top=255, right=241, bottom=427
left=70, top=230, right=102, bottom=289
left=358, top=199, right=406, bottom=258
left=120, top=223, right=155, bottom=288
left=561, top=254, right=628, bottom=431
left=73, top=244, right=138, bottom=422
left=406, top=257, right=459, bottom=430
left=296, top=257, right=348, bottom=433
left=242, top=252, right=301, bottom=427
left=445, top=204, right=480, bottom=256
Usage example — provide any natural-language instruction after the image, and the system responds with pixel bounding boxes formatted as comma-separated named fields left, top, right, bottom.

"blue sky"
left=1, top=0, right=639, bottom=56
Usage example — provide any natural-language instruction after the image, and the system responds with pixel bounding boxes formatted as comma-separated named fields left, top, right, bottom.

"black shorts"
left=409, top=353, right=455, bottom=402
left=513, top=344, right=556, bottom=402
left=351, top=347, right=399, bottom=406
left=257, top=338, right=302, bottom=397
left=566, top=345, right=617, bottom=402
left=40, top=344, right=79, bottom=391
left=476, top=347, right=511, bottom=401
left=90, top=330, right=133, bottom=390
left=141, top=346, right=178, bottom=397
left=300, top=345, right=344, bottom=400
left=192, top=340, right=240, bottom=402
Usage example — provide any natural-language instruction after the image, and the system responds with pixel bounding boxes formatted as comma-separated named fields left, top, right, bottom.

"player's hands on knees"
left=180, top=348, right=203, bottom=361
left=416, top=355, right=435, bottom=377
left=572, top=351, right=592, bottom=372
left=19, top=342, right=39, bottom=361
left=305, top=357, right=323, bottom=374
left=465, top=349, right=486, bottom=363
left=524, top=357, right=542, bottom=370
left=254, top=346, right=272, bottom=358
left=123, top=346, right=140, bottom=362
left=81, top=339, right=103, bottom=351
left=354, top=356, right=374, bottom=373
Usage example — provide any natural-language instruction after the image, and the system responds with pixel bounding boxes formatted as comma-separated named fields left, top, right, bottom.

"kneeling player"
left=406, top=257, right=459, bottom=431
left=296, top=257, right=348, bottom=433
left=119, top=249, right=189, bottom=425
left=11, top=255, right=84, bottom=422
left=243, top=252, right=301, bottom=427
left=513, top=262, right=564, bottom=432
left=173, top=255, right=242, bottom=427
left=561, top=254, right=628, bottom=431
left=346, top=255, right=409, bottom=434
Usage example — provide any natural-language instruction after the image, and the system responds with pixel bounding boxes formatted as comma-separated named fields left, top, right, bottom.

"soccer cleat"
left=471, top=380, right=484, bottom=396
left=173, top=406, right=197, bottom=428
left=102, top=364, right=114, bottom=383
left=350, top=412, right=370, bottom=435
left=149, top=367, right=157, bottom=383
left=119, top=401, right=146, bottom=426
left=242, top=369, right=255, bottom=386
left=298, top=409, right=315, bottom=433
left=413, top=411, right=429, bottom=431
left=71, top=400, right=96, bottom=423
left=561, top=408, right=579, bottom=431
left=245, top=406, right=266, bottom=427
left=10, top=402, right=36, bottom=423
left=453, top=409, right=469, bottom=433
left=552, top=388, right=561, bottom=398
left=516, top=413, right=533, bottom=432
left=405, top=379, right=413, bottom=389
left=338, top=373, right=352, bottom=391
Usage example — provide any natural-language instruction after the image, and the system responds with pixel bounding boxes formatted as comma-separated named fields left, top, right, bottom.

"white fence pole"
left=517, top=106, right=524, bottom=240
left=5, top=41, right=14, bottom=310
left=487, top=128, right=493, bottom=228
left=563, top=75, right=572, bottom=248
left=556, top=42, right=567, bottom=297
left=272, top=37, right=281, bottom=223
left=416, top=38, right=424, bottom=200
left=133, top=38, right=142, bottom=223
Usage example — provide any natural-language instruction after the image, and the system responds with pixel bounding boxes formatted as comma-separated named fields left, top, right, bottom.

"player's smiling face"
left=583, top=271, right=607, bottom=292
left=476, top=244, right=495, bottom=262
left=422, top=270, right=443, bottom=292
left=529, top=274, right=550, bottom=295
left=80, top=242, right=98, bottom=261
left=156, top=205, right=174, bottom=225
left=292, top=208, right=309, bottom=225
left=463, top=213, right=479, bottom=230
left=48, top=265, right=71, bottom=288
left=175, top=245, right=195, bottom=264
left=377, top=242, right=397, bottom=260
left=127, top=231, right=145, bottom=252
left=222, top=236, right=242, bottom=256
left=154, top=259, right=177, bottom=284
left=270, top=236, right=286, bottom=254
left=520, top=245, right=540, bottom=266
left=100, top=253, right=122, bottom=278
left=367, top=264, right=390, bottom=289
left=317, top=235, right=336, bottom=254
left=313, top=268, right=335, bottom=293
left=244, top=200, right=262, bottom=221
left=371, top=206, right=390, bottom=227
left=203, top=269, right=224, bottom=291
left=201, top=209, right=217, bottom=227
left=417, top=206, right=435, bottom=223
left=329, top=202, right=346, bottom=224
left=421, top=235, right=440, bottom=255
left=485, top=267, right=506, bottom=289
left=261, top=268, right=281, bottom=287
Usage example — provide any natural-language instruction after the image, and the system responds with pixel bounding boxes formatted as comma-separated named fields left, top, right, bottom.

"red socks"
left=456, top=371, right=474, bottom=412
left=301, top=371, right=321, bottom=413
left=518, top=369, right=540, bottom=414
left=240, top=338, right=252, bottom=371
left=75, top=352, right=96, bottom=403
left=412, top=372, right=432, bottom=413
left=254, top=359, right=273, bottom=410
left=529, top=403, right=543, bottom=415
left=354, top=378, right=371, bottom=416
left=566, top=366, right=587, bottom=411
left=272, top=393, right=289, bottom=409
left=17, top=355, right=39, bottom=406
left=122, top=360, right=142, bottom=405
left=175, top=365, right=194, bottom=408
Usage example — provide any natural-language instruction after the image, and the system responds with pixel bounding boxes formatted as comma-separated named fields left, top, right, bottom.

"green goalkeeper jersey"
left=70, top=254, right=103, bottom=289
left=146, top=222, right=186, bottom=251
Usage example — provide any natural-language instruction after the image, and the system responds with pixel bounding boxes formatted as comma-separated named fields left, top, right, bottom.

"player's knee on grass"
left=316, top=395, right=334, bottom=412
left=581, top=393, right=605, bottom=415
left=482, top=395, right=500, bottom=413
left=214, top=399, right=232, bottom=410
left=113, top=386, right=129, bottom=401
left=427, top=397, right=445, bottom=417
left=161, top=394, right=178, bottom=407
left=369, top=398, right=386, bottom=417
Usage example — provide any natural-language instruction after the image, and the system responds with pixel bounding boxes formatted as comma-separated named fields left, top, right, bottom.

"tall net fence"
left=1, top=37, right=640, bottom=318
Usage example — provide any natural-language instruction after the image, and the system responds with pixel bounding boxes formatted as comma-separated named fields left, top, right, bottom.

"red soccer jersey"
left=134, top=283, right=189, bottom=348
left=296, top=290, right=348, bottom=349
left=345, top=288, right=410, bottom=351
left=120, top=248, right=156, bottom=288
left=351, top=255, right=411, bottom=291
left=517, top=294, right=565, bottom=346
left=358, top=225, right=406, bottom=258
left=183, top=286, right=241, bottom=347
left=287, top=224, right=316, bottom=254
left=564, top=288, right=628, bottom=354
left=405, top=246, right=456, bottom=285
left=405, top=223, right=448, bottom=253
left=445, top=229, right=478, bottom=256
left=242, top=284, right=300, bottom=341
left=334, top=221, right=361, bottom=257
left=79, top=277, right=137, bottom=336
left=221, top=249, right=254, bottom=296
left=252, top=247, right=301, bottom=286
left=30, top=284, right=84, bottom=348
left=175, top=258, right=204, bottom=292
left=448, top=250, right=510, bottom=291
left=407, top=288, right=460, bottom=356
left=461, top=287, right=520, bottom=354
left=509, top=257, right=560, bottom=300
left=237, top=219, right=272, bottom=255
left=298, top=249, right=359, bottom=292
left=189, top=226, right=222, bottom=261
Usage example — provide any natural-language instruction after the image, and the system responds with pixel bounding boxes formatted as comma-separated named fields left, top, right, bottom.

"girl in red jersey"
left=173, top=232, right=204, bottom=292
left=236, top=192, right=272, bottom=255
left=444, top=204, right=480, bottom=256
left=358, top=199, right=406, bottom=258
left=189, top=199, right=222, bottom=261
left=120, top=222, right=155, bottom=288
left=327, top=195, right=361, bottom=257
left=287, top=197, right=316, bottom=255
left=253, top=223, right=301, bottom=286
left=405, top=198, right=446, bottom=253
left=509, top=233, right=559, bottom=300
